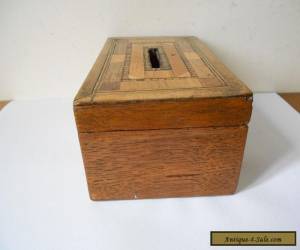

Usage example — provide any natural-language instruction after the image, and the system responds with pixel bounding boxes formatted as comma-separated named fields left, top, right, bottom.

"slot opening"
left=148, top=48, right=160, bottom=68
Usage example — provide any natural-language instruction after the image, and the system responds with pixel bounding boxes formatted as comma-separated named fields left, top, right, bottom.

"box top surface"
left=74, top=36, right=252, bottom=106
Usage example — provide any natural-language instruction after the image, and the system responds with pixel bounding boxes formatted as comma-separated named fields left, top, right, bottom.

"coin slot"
left=148, top=48, right=160, bottom=68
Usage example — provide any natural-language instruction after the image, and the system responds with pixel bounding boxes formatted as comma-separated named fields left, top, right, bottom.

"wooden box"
left=74, top=36, right=252, bottom=201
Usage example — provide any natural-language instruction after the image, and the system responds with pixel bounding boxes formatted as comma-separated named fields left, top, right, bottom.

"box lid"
left=74, top=36, right=252, bottom=132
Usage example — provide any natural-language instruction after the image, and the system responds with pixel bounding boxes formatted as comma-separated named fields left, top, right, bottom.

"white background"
left=1, top=0, right=300, bottom=100
left=0, top=94, right=299, bottom=249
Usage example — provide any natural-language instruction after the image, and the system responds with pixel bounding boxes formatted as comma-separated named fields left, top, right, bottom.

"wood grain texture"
left=279, top=92, right=300, bottom=112
left=74, top=38, right=115, bottom=104
left=184, top=51, right=215, bottom=78
left=74, top=96, right=252, bottom=133
left=128, top=43, right=144, bottom=79
left=73, top=36, right=252, bottom=105
left=119, top=78, right=201, bottom=91
left=162, top=44, right=190, bottom=77
left=73, top=36, right=253, bottom=200
left=78, top=126, right=248, bottom=200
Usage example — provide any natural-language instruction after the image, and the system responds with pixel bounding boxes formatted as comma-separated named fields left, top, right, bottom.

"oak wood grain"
left=74, top=36, right=253, bottom=200
left=79, top=126, right=248, bottom=200
left=74, top=96, right=252, bottom=133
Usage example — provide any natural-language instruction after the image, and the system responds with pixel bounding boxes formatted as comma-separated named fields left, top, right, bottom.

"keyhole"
left=148, top=48, right=160, bottom=68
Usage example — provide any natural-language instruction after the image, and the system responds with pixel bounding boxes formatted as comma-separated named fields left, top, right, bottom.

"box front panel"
left=78, top=126, right=248, bottom=200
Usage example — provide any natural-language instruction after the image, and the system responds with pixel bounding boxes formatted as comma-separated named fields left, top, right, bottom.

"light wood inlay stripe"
left=184, top=51, right=215, bottom=78
left=144, top=70, right=173, bottom=79
left=163, top=44, right=190, bottom=78
left=99, top=55, right=126, bottom=91
left=110, top=54, right=125, bottom=63
left=120, top=78, right=202, bottom=91
left=129, top=44, right=144, bottom=79
left=97, top=41, right=127, bottom=92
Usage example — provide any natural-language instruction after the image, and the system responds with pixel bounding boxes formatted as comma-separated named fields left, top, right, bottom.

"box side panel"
left=74, top=96, right=252, bottom=133
left=78, top=126, right=248, bottom=200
